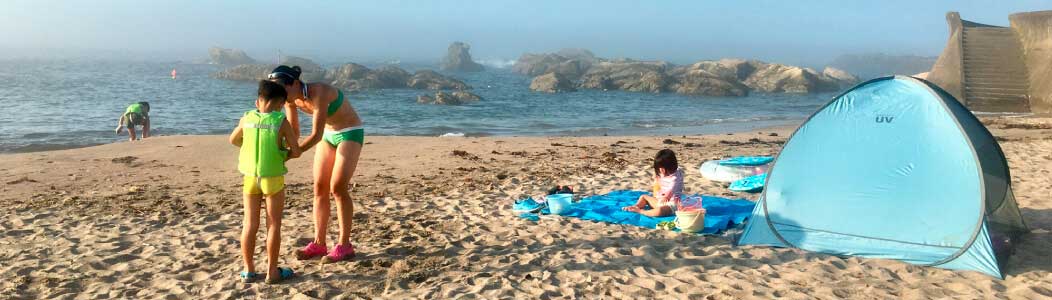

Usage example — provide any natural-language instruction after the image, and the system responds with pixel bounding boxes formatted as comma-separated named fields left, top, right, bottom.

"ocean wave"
left=440, top=132, right=466, bottom=137
left=477, top=58, right=516, bottom=69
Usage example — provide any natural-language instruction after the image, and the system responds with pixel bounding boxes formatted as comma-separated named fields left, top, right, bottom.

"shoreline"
left=1, top=117, right=1050, bottom=298
left=0, top=121, right=802, bottom=155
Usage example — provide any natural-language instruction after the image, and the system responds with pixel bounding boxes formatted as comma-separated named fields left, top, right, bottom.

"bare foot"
left=622, top=206, right=641, bottom=212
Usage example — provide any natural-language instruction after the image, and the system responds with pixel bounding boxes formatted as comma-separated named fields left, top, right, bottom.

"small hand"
left=114, top=126, right=123, bottom=135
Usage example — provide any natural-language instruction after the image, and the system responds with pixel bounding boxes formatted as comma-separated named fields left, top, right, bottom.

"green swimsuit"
left=304, top=84, right=364, bottom=146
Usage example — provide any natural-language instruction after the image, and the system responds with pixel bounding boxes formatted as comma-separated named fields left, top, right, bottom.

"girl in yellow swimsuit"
left=269, top=65, right=363, bottom=263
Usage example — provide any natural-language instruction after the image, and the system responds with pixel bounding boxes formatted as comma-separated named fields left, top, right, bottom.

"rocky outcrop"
left=417, top=91, right=482, bottom=105
left=667, top=63, right=750, bottom=96
left=742, top=64, right=853, bottom=93
left=328, top=63, right=410, bottom=90
left=208, top=47, right=256, bottom=66
left=578, top=60, right=671, bottom=93
left=513, top=49, right=597, bottom=80
left=821, top=67, right=860, bottom=88
left=441, top=42, right=484, bottom=72
left=407, top=70, right=470, bottom=90
left=280, top=56, right=327, bottom=82
left=529, top=72, right=577, bottom=93
left=211, top=64, right=276, bottom=81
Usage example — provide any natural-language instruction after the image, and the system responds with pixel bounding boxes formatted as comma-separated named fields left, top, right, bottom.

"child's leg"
left=241, top=193, right=262, bottom=273
left=639, top=205, right=673, bottom=217
left=642, top=195, right=662, bottom=209
left=127, top=126, right=137, bottom=141
left=264, top=190, right=286, bottom=280
left=622, top=195, right=652, bottom=211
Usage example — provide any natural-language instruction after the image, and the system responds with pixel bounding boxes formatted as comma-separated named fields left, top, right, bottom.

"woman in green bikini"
left=268, top=65, right=362, bottom=263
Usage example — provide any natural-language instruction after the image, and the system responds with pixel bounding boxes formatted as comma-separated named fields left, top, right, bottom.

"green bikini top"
left=303, top=84, right=344, bottom=116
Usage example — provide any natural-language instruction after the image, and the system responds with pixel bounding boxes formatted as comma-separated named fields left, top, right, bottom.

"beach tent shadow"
left=1005, top=208, right=1052, bottom=276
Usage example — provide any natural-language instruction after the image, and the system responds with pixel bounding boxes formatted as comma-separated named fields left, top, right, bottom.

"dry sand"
left=0, top=117, right=1050, bottom=299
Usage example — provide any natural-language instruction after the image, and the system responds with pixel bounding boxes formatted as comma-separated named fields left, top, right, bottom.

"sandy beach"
left=1, top=117, right=1050, bottom=299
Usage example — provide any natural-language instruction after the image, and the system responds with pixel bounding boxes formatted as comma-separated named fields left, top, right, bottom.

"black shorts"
left=124, top=112, right=147, bottom=127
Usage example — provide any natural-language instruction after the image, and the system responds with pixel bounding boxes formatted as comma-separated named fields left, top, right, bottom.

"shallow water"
left=0, top=59, right=832, bottom=152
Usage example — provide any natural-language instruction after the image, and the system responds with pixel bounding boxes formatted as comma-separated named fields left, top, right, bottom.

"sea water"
left=0, top=59, right=832, bottom=153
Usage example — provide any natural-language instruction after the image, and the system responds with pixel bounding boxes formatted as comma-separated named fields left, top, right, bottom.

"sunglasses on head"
left=267, top=72, right=293, bottom=80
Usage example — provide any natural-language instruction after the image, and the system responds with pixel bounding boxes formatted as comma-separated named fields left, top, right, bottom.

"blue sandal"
left=239, top=271, right=260, bottom=283
left=265, top=267, right=294, bottom=284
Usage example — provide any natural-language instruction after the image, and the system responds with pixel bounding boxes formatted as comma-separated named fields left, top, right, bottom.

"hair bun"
left=292, top=66, right=302, bottom=72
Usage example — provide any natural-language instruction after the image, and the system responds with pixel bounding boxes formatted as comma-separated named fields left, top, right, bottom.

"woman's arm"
left=297, top=87, right=329, bottom=151
left=284, top=102, right=300, bottom=140
left=280, top=120, right=301, bottom=160
left=229, top=117, right=245, bottom=146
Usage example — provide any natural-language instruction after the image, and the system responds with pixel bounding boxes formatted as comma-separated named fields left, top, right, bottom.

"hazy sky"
left=2, top=0, right=1049, bottom=66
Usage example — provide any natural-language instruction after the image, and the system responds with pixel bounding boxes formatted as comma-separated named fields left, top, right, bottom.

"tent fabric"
left=737, top=76, right=1026, bottom=278
left=526, top=190, right=754, bottom=234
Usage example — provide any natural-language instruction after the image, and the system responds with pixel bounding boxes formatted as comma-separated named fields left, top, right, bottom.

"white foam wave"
left=440, top=132, right=466, bottom=137
left=477, top=58, right=516, bottom=69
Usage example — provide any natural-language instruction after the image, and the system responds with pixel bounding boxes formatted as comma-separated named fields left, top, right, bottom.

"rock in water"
left=578, top=60, right=671, bottom=93
left=329, top=63, right=411, bottom=90
left=513, top=50, right=595, bottom=80
left=407, top=70, right=471, bottom=90
left=418, top=91, right=482, bottom=105
left=743, top=63, right=839, bottom=93
left=280, top=55, right=327, bottom=82
left=208, top=47, right=256, bottom=66
left=212, top=64, right=277, bottom=81
left=441, top=42, right=484, bottom=72
left=821, top=67, right=860, bottom=88
left=416, top=94, right=435, bottom=104
left=529, top=72, right=577, bottom=93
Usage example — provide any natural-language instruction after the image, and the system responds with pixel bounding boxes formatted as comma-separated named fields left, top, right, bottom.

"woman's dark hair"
left=137, top=101, right=150, bottom=113
left=653, top=149, right=679, bottom=176
left=258, top=80, right=288, bottom=102
left=268, top=65, right=302, bottom=86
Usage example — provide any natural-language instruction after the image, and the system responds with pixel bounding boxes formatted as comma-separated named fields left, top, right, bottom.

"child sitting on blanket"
left=622, top=149, right=683, bottom=217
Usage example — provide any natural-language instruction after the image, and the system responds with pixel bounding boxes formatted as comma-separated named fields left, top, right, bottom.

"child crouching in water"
left=623, top=149, right=683, bottom=217
left=229, top=80, right=301, bottom=284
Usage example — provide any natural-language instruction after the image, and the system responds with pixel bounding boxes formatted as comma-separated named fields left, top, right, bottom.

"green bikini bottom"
left=322, top=126, right=364, bottom=146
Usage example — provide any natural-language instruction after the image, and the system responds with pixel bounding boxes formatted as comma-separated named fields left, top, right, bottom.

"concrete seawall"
left=1010, top=11, right=1052, bottom=114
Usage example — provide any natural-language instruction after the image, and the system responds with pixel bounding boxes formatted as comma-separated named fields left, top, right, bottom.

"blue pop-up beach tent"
left=737, top=76, right=1027, bottom=278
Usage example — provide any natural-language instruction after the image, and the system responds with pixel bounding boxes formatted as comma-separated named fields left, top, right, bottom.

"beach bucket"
left=546, top=194, right=573, bottom=215
left=674, top=209, right=706, bottom=233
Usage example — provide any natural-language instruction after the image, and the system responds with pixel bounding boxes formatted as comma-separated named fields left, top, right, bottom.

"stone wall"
left=926, top=12, right=965, bottom=102
left=1010, top=11, right=1052, bottom=114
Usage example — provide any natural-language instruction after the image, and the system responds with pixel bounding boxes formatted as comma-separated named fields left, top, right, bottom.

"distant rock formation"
left=513, top=49, right=597, bottom=80
left=515, top=50, right=859, bottom=96
left=212, top=52, right=471, bottom=91
left=441, top=42, right=484, bottom=72
left=743, top=64, right=842, bottom=93
left=417, top=91, right=482, bottom=105
left=828, top=53, right=937, bottom=80
left=280, top=56, right=327, bottom=82
left=208, top=47, right=256, bottom=66
left=529, top=72, right=577, bottom=93
left=578, top=60, right=671, bottom=93
left=667, top=61, right=752, bottom=96
left=212, top=64, right=276, bottom=81
left=407, top=70, right=471, bottom=90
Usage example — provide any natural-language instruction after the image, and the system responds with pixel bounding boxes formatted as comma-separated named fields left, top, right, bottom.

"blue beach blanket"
left=522, top=190, right=755, bottom=234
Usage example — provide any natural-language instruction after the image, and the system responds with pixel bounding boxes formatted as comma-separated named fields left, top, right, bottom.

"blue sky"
left=2, top=0, right=1049, bottom=66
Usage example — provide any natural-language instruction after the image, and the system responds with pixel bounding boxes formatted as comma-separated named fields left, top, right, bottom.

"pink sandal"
left=321, top=243, right=356, bottom=263
left=295, top=242, right=328, bottom=260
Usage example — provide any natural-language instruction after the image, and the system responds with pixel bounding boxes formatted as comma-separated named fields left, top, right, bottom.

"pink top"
left=657, top=168, right=684, bottom=205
